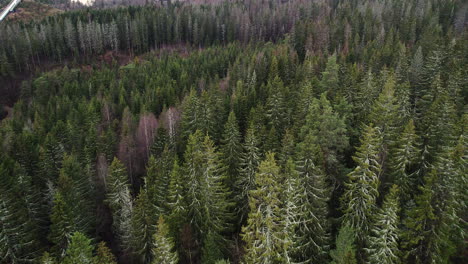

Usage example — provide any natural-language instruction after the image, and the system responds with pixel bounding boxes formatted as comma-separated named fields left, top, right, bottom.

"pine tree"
left=62, top=232, right=94, bottom=264
left=279, top=129, right=295, bottom=168
left=39, top=133, right=65, bottom=181
left=366, top=185, right=401, bottom=264
left=330, top=225, right=357, bottom=264
left=341, top=124, right=382, bottom=246
left=242, top=153, right=288, bottom=264
left=59, top=154, right=95, bottom=236
left=201, top=231, right=225, bottom=264
left=236, top=123, right=261, bottom=225
left=152, top=216, right=178, bottom=264
left=220, top=111, right=242, bottom=189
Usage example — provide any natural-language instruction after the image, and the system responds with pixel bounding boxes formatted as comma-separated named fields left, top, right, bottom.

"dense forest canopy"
left=0, top=0, right=467, bottom=263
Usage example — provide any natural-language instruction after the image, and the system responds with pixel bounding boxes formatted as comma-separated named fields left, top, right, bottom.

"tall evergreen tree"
left=48, top=192, right=75, bottom=258
left=366, top=185, right=401, bottom=264
left=330, top=225, right=357, bottom=264
left=236, top=123, right=262, bottom=225
left=341, top=124, right=382, bottom=250
left=292, top=132, right=331, bottom=263
left=62, top=232, right=94, bottom=264
left=152, top=216, right=179, bottom=264
left=319, top=54, right=340, bottom=96
left=168, top=159, right=188, bottom=233
left=94, top=242, right=117, bottom=264
left=184, top=131, right=232, bottom=260
left=130, top=189, right=157, bottom=263
left=300, top=93, right=349, bottom=175
left=389, top=119, right=420, bottom=199
left=220, top=111, right=242, bottom=188
left=145, top=148, right=174, bottom=216
left=401, top=169, right=438, bottom=264
left=368, top=74, right=401, bottom=149
left=105, top=158, right=133, bottom=251
left=242, top=153, right=288, bottom=264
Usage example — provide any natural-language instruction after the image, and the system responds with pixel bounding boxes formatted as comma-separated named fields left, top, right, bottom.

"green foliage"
left=242, top=153, right=288, bottom=264
left=235, top=122, right=262, bottom=225
left=330, top=225, right=357, bottom=264
left=94, top=242, right=117, bottom=264
left=184, top=131, right=232, bottom=259
left=152, top=217, right=178, bottom=264
left=0, top=1, right=466, bottom=262
left=220, top=111, right=242, bottom=188
left=130, top=189, right=157, bottom=263
left=366, top=185, right=401, bottom=264
left=389, top=119, right=420, bottom=199
left=341, top=124, right=382, bottom=244
left=301, top=93, right=349, bottom=174
left=105, top=158, right=133, bottom=251
left=62, top=232, right=94, bottom=264
left=319, top=54, right=340, bottom=96
left=292, top=133, right=331, bottom=263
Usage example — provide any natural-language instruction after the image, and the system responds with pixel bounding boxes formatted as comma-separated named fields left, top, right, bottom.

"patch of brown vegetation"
left=2, top=0, right=62, bottom=23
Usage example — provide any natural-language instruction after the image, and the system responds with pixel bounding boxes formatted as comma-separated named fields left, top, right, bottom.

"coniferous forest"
left=0, top=0, right=467, bottom=263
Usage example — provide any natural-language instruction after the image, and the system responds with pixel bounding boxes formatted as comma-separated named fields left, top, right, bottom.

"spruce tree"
left=220, top=111, right=242, bottom=189
left=401, top=169, right=438, bottom=264
left=168, top=159, right=188, bottom=233
left=368, top=74, right=401, bottom=149
left=48, top=192, right=75, bottom=258
left=145, top=147, right=174, bottom=216
left=242, top=153, right=288, bottom=264
left=152, top=217, right=179, bottom=264
left=266, top=76, right=288, bottom=135
left=330, top=225, right=357, bottom=264
left=341, top=124, right=382, bottom=248
left=319, top=54, right=340, bottom=96
left=105, top=158, right=133, bottom=251
left=293, top=132, right=331, bottom=263
left=130, top=189, right=157, bottom=263
left=236, top=123, right=261, bottom=225
left=366, top=185, right=401, bottom=264
left=389, top=119, right=420, bottom=199
left=0, top=161, right=42, bottom=263
left=94, top=242, right=117, bottom=264
left=184, top=131, right=232, bottom=260
left=62, top=232, right=94, bottom=264
left=300, top=93, right=348, bottom=174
